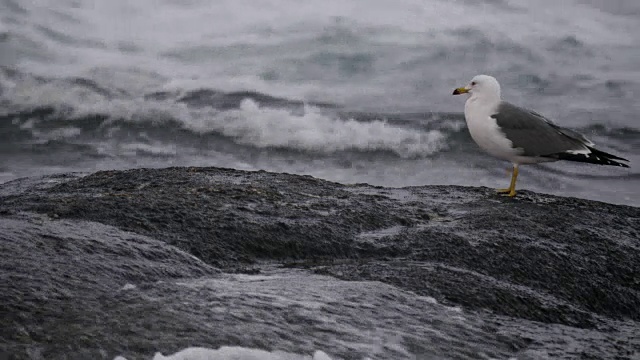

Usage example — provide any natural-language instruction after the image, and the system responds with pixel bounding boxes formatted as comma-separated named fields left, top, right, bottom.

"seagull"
left=452, top=74, right=629, bottom=197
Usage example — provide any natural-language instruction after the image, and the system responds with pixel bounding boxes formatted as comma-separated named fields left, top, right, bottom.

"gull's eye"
left=471, top=81, right=477, bottom=86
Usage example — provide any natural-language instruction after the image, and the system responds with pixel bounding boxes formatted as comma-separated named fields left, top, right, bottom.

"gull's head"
left=452, top=74, right=501, bottom=100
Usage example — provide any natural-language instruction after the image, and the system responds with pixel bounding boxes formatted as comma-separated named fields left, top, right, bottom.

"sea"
left=1, top=0, right=638, bottom=206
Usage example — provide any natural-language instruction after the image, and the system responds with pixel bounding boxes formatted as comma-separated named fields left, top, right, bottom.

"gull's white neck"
left=467, top=90, right=501, bottom=107
left=464, top=90, right=501, bottom=118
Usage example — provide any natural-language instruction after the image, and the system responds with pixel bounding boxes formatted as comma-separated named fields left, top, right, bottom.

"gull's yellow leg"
left=497, top=167, right=512, bottom=193
left=496, top=164, right=519, bottom=197
left=507, top=165, right=519, bottom=197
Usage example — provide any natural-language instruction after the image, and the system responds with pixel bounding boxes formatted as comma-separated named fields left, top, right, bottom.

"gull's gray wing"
left=490, top=101, right=591, bottom=157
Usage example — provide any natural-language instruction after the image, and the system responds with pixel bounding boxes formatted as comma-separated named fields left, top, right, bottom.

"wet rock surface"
left=0, top=167, right=638, bottom=359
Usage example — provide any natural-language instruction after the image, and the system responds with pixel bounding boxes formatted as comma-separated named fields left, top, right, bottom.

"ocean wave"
left=186, top=98, right=447, bottom=158
left=0, top=103, right=448, bottom=160
left=0, top=68, right=454, bottom=158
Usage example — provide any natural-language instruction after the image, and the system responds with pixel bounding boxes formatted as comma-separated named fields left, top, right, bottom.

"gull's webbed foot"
left=496, top=188, right=517, bottom=197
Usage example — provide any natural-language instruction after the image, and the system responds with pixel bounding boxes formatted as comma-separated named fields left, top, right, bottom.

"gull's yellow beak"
left=452, top=87, right=469, bottom=95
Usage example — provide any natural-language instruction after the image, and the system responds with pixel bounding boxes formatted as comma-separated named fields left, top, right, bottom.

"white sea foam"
left=184, top=99, right=446, bottom=157
left=119, top=143, right=177, bottom=157
left=114, top=347, right=337, bottom=360
left=120, top=283, right=136, bottom=291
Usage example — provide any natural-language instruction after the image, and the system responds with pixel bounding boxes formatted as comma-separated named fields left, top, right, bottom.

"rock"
left=0, top=166, right=638, bottom=359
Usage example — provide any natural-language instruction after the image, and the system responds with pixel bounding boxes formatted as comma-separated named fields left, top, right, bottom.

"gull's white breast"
left=464, top=97, right=519, bottom=162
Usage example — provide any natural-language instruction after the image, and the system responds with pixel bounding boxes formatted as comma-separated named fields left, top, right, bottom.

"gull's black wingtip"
left=545, top=147, right=630, bottom=168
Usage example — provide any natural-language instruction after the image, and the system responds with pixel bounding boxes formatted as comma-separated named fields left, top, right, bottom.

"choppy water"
left=0, top=0, right=638, bottom=205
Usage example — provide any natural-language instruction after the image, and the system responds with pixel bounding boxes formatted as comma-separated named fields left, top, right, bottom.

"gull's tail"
left=546, top=147, right=630, bottom=168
